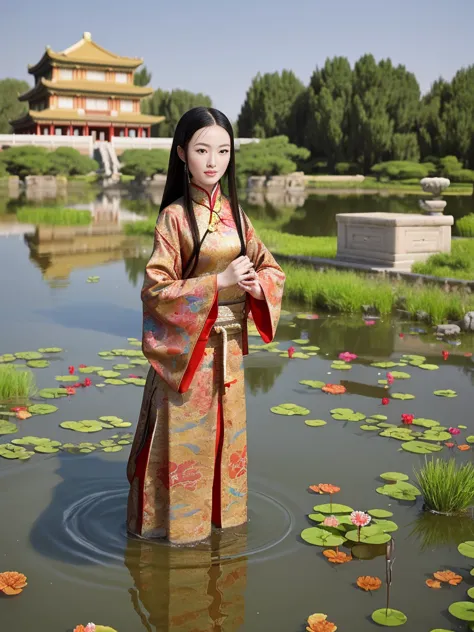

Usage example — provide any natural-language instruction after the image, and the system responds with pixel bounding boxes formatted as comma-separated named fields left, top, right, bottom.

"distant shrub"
left=335, top=162, right=359, bottom=175
left=449, top=169, right=474, bottom=183
left=371, top=161, right=435, bottom=181
left=0, top=145, right=97, bottom=177
left=456, top=214, right=474, bottom=237
left=120, top=149, right=170, bottom=181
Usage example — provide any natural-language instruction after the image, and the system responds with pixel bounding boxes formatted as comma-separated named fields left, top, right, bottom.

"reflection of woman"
left=125, top=530, right=247, bottom=631
left=127, top=107, right=285, bottom=544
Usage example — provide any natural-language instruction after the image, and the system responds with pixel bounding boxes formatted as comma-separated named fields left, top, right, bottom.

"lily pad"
left=419, top=364, right=439, bottom=371
left=373, top=519, right=398, bottom=532
left=104, top=378, right=127, bottom=385
left=330, top=363, right=352, bottom=370
left=103, top=445, right=123, bottom=453
left=380, top=472, right=409, bottom=482
left=99, top=416, right=123, bottom=423
left=301, top=526, right=346, bottom=547
left=412, top=418, right=440, bottom=428
left=305, top=419, right=327, bottom=427
left=123, top=378, right=146, bottom=386
left=390, top=371, right=411, bottom=379
left=55, top=375, right=78, bottom=382
left=422, top=429, right=452, bottom=442
left=458, top=541, right=474, bottom=559
left=28, top=404, right=58, bottom=415
left=371, top=609, right=407, bottom=627
left=361, top=425, right=381, bottom=431
left=345, top=526, right=391, bottom=545
left=270, top=403, right=310, bottom=416
left=0, top=420, right=17, bottom=435
left=448, top=602, right=474, bottom=622
left=401, top=441, right=443, bottom=454
left=87, top=276, right=100, bottom=283
left=313, top=503, right=353, bottom=514
left=299, top=380, right=325, bottom=389
left=376, top=482, right=421, bottom=500
left=391, top=393, right=415, bottom=400
left=379, top=429, right=415, bottom=441
left=371, top=362, right=403, bottom=368
left=308, top=513, right=326, bottom=522
left=433, top=389, right=457, bottom=398
left=60, top=420, right=105, bottom=433
left=78, top=366, right=104, bottom=374
left=368, top=509, right=393, bottom=518
left=330, top=408, right=366, bottom=422
left=38, top=348, right=63, bottom=353
left=34, top=445, right=60, bottom=454
left=0, top=444, right=33, bottom=460
left=97, top=370, right=121, bottom=378
left=303, top=346, right=320, bottom=351
left=112, top=364, right=133, bottom=370
left=378, top=379, right=388, bottom=385
left=0, top=354, right=16, bottom=362
left=130, top=358, right=149, bottom=365
left=15, top=351, right=43, bottom=360
left=466, top=437, right=474, bottom=444
left=280, top=351, right=310, bottom=359
left=371, top=415, right=388, bottom=421
left=27, top=360, right=50, bottom=368
left=292, top=339, right=309, bottom=345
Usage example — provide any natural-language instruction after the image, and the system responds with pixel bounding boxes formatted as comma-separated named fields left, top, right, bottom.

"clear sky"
left=1, top=0, right=473, bottom=122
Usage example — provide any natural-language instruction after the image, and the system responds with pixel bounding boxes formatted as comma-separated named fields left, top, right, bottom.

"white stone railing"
left=0, top=134, right=94, bottom=156
left=111, top=137, right=259, bottom=152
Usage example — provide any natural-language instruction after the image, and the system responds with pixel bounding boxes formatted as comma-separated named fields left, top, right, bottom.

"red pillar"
left=124, top=126, right=129, bottom=137
left=84, top=124, right=89, bottom=136
left=36, top=124, right=40, bottom=135
left=147, top=127, right=151, bottom=138
left=109, top=125, right=113, bottom=141
left=49, top=124, right=54, bottom=135
left=68, top=124, right=73, bottom=136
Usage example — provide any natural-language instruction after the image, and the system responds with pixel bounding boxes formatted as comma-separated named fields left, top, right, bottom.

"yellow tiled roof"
left=12, top=109, right=164, bottom=126
left=28, top=32, right=143, bottom=73
left=19, top=78, right=153, bottom=101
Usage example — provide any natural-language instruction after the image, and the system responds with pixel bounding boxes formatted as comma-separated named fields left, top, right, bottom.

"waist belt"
left=213, top=299, right=246, bottom=383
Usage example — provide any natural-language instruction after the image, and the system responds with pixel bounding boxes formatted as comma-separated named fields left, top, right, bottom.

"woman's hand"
left=217, top=256, right=255, bottom=290
left=238, top=277, right=264, bottom=300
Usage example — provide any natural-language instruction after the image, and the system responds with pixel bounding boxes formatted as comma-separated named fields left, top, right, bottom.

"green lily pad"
left=0, top=420, right=17, bottom=435
left=270, top=403, right=310, bottom=416
left=60, top=420, right=105, bottom=433
left=466, top=437, right=474, bottom=444
left=378, top=379, right=388, bottom=385
left=280, top=351, right=310, bottom=359
left=55, top=375, right=78, bottom=382
left=308, top=513, right=326, bottom=522
left=346, top=526, right=391, bottom=545
left=99, top=416, right=123, bottom=423
left=371, top=609, right=407, bottom=627
left=78, top=366, right=104, bottom=374
left=360, top=425, right=381, bottom=431
left=433, top=389, right=457, bottom=398
left=376, top=482, right=421, bottom=500
left=401, top=441, right=443, bottom=454
left=371, top=362, right=403, bottom=368
left=330, top=408, right=366, bottom=422
left=313, top=503, right=353, bottom=514
left=34, top=445, right=60, bottom=454
left=0, top=444, right=33, bottom=460
left=458, top=541, right=474, bottom=559
left=97, top=370, right=121, bottom=378
left=449, top=602, right=474, bottom=622
left=87, top=276, right=100, bottom=283
left=303, top=346, right=320, bottom=351
left=305, top=419, right=327, bottom=427
left=391, top=393, right=415, bottom=400
left=28, top=404, right=58, bottom=415
left=104, top=378, right=127, bottom=385
left=300, top=526, right=346, bottom=547
left=299, top=380, right=325, bottom=389
left=371, top=414, right=388, bottom=421
left=380, top=472, right=409, bottom=482
left=412, top=418, right=440, bottom=428
left=379, top=429, right=414, bottom=441
left=422, top=429, right=452, bottom=442
left=38, top=348, right=63, bottom=353
left=112, top=364, right=133, bottom=370
left=27, top=360, right=50, bottom=368
left=122, top=378, right=146, bottom=386
left=103, top=445, right=123, bottom=453
left=459, top=425, right=467, bottom=429
left=12, top=437, right=57, bottom=447
left=292, top=339, right=309, bottom=345
left=373, top=519, right=398, bottom=532
left=15, top=351, right=43, bottom=360
left=402, top=354, right=425, bottom=363
left=0, top=354, right=16, bottom=362
left=390, top=371, right=411, bottom=379
left=368, top=509, right=393, bottom=518
left=331, top=363, right=352, bottom=370
left=130, top=358, right=149, bottom=365
left=419, top=364, right=439, bottom=371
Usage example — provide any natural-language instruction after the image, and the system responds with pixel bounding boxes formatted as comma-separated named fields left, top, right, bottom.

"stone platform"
left=336, top=212, right=454, bottom=270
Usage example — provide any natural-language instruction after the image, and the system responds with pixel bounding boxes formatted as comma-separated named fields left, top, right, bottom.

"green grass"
left=16, top=207, right=92, bottom=226
left=305, top=175, right=472, bottom=195
left=415, top=459, right=474, bottom=515
left=281, top=262, right=474, bottom=322
left=456, top=214, right=474, bottom=237
left=69, top=174, right=99, bottom=183
left=412, top=239, right=474, bottom=280
left=124, top=217, right=156, bottom=236
left=255, top=227, right=337, bottom=258
left=0, top=365, right=37, bottom=402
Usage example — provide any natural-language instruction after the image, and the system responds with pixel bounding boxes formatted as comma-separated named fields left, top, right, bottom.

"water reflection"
left=409, top=510, right=474, bottom=551
left=125, top=531, right=247, bottom=632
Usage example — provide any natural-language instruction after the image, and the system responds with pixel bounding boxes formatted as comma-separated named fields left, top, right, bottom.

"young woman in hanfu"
left=126, top=107, right=285, bottom=545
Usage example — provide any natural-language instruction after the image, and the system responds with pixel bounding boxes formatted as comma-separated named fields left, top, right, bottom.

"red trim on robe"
left=178, top=290, right=218, bottom=394
left=134, top=432, right=153, bottom=534
left=190, top=182, right=220, bottom=211
left=248, top=294, right=273, bottom=343
left=212, top=397, right=224, bottom=527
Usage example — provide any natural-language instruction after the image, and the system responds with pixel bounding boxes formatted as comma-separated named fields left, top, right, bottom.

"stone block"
left=336, top=212, right=454, bottom=270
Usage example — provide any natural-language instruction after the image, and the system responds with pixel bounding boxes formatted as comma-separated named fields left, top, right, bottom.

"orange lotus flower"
left=306, top=613, right=337, bottom=632
left=357, top=576, right=382, bottom=591
left=0, top=571, right=27, bottom=595
left=319, top=484, right=341, bottom=494
left=458, top=444, right=471, bottom=451
left=426, top=579, right=441, bottom=589
left=322, top=384, right=346, bottom=395
left=16, top=410, right=31, bottom=420
left=309, top=485, right=322, bottom=493
left=433, top=570, right=462, bottom=585
left=323, top=550, right=352, bottom=564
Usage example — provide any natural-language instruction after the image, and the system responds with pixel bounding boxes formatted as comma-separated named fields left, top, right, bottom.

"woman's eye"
left=220, top=149, right=229, bottom=154
left=197, top=148, right=206, bottom=154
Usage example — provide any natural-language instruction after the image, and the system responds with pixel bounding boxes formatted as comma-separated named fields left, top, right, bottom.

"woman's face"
left=179, top=124, right=231, bottom=191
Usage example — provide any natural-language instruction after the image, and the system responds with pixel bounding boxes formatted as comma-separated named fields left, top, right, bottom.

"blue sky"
left=1, top=0, right=473, bottom=121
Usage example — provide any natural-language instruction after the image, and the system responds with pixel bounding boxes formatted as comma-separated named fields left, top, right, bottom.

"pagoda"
left=11, top=32, right=163, bottom=140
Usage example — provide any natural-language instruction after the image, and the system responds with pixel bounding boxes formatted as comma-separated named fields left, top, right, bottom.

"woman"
left=126, top=107, right=285, bottom=545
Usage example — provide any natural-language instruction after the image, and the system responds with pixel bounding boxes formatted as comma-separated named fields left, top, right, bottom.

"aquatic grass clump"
left=16, top=207, right=92, bottom=226
left=124, top=217, right=156, bottom=236
left=456, top=214, right=474, bottom=237
left=415, top=458, right=474, bottom=515
left=0, top=365, right=37, bottom=402
left=402, top=283, right=473, bottom=323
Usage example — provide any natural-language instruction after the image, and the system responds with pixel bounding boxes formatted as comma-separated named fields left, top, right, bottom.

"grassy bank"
left=16, top=207, right=92, bottom=226
left=305, top=176, right=472, bottom=195
left=282, top=263, right=474, bottom=323
left=412, top=239, right=474, bottom=280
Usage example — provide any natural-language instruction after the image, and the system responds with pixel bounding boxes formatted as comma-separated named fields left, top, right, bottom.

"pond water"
left=1, top=190, right=474, bottom=632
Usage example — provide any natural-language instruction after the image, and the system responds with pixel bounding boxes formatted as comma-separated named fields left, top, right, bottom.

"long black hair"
left=159, top=107, right=246, bottom=278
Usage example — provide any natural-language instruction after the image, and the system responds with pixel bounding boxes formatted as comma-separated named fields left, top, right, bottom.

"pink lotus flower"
left=287, top=346, right=295, bottom=359
left=68, top=365, right=75, bottom=375
left=66, top=387, right=76, bottom=395
left=365, top=320, right=376, bottom=326
left=386, top=372, right=394, bottom=385
left=322, top=515, right=340, bottom=527
left=399, top=332, right=404, bottom=338
left=381, top=397, right=390, bottom=406
left=350, top=511, right=371, bottom=527
left=83, top=378, right=92, bottom=387
left=85, top=625, right=96, bottom=632
left=448, top=427, right=461, bottom=436
left=338, top=351, right=357, bottom=362
left=128, top=374, right=139, bottom=378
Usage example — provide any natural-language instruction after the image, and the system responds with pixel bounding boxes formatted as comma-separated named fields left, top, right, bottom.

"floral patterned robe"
left=127, top=182, right=285, bottom=544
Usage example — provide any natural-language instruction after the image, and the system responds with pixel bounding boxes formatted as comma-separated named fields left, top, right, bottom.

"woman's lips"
left=204, top=171, right=217, bottom=176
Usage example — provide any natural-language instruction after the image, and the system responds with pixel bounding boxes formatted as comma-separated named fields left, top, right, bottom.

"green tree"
left=48, top=147, right=98, bottom=175
left=142, top=89, right=212, bottom=137
left=134, top=66, right=152, bottom=87
left=236, top=136, right=309, bottom=184
left=0, top=78, right=30, bottom=133
left=237, top=70, right=304, bottom=138
left=0, top=146, right=52, bottom=177
left=120, top=149, right=170, bottom=181
left=418, top=79, right=449, bottom=160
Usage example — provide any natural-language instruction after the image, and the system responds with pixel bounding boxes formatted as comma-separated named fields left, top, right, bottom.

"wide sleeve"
left=141, top=205, right=218, bottom=393
left=243, top=212, right=286, bottom=346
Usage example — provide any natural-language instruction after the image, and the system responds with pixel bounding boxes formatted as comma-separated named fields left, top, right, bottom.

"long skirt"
left=126, top=325, right=248, bottom=544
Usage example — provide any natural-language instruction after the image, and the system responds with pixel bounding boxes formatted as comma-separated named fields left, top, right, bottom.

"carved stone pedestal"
left=336, top=213, right=454, bottom=270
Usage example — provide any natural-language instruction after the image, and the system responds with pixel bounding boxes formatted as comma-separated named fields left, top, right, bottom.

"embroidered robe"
left=126, top=183, right=285, bottom=544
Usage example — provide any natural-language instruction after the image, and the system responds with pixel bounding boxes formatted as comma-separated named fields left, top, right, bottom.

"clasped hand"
left=217, top=255, right=264, bottom=300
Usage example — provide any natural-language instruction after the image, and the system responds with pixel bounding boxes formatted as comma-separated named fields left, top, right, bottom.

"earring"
left=184, top=162, right=190, bottom=181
